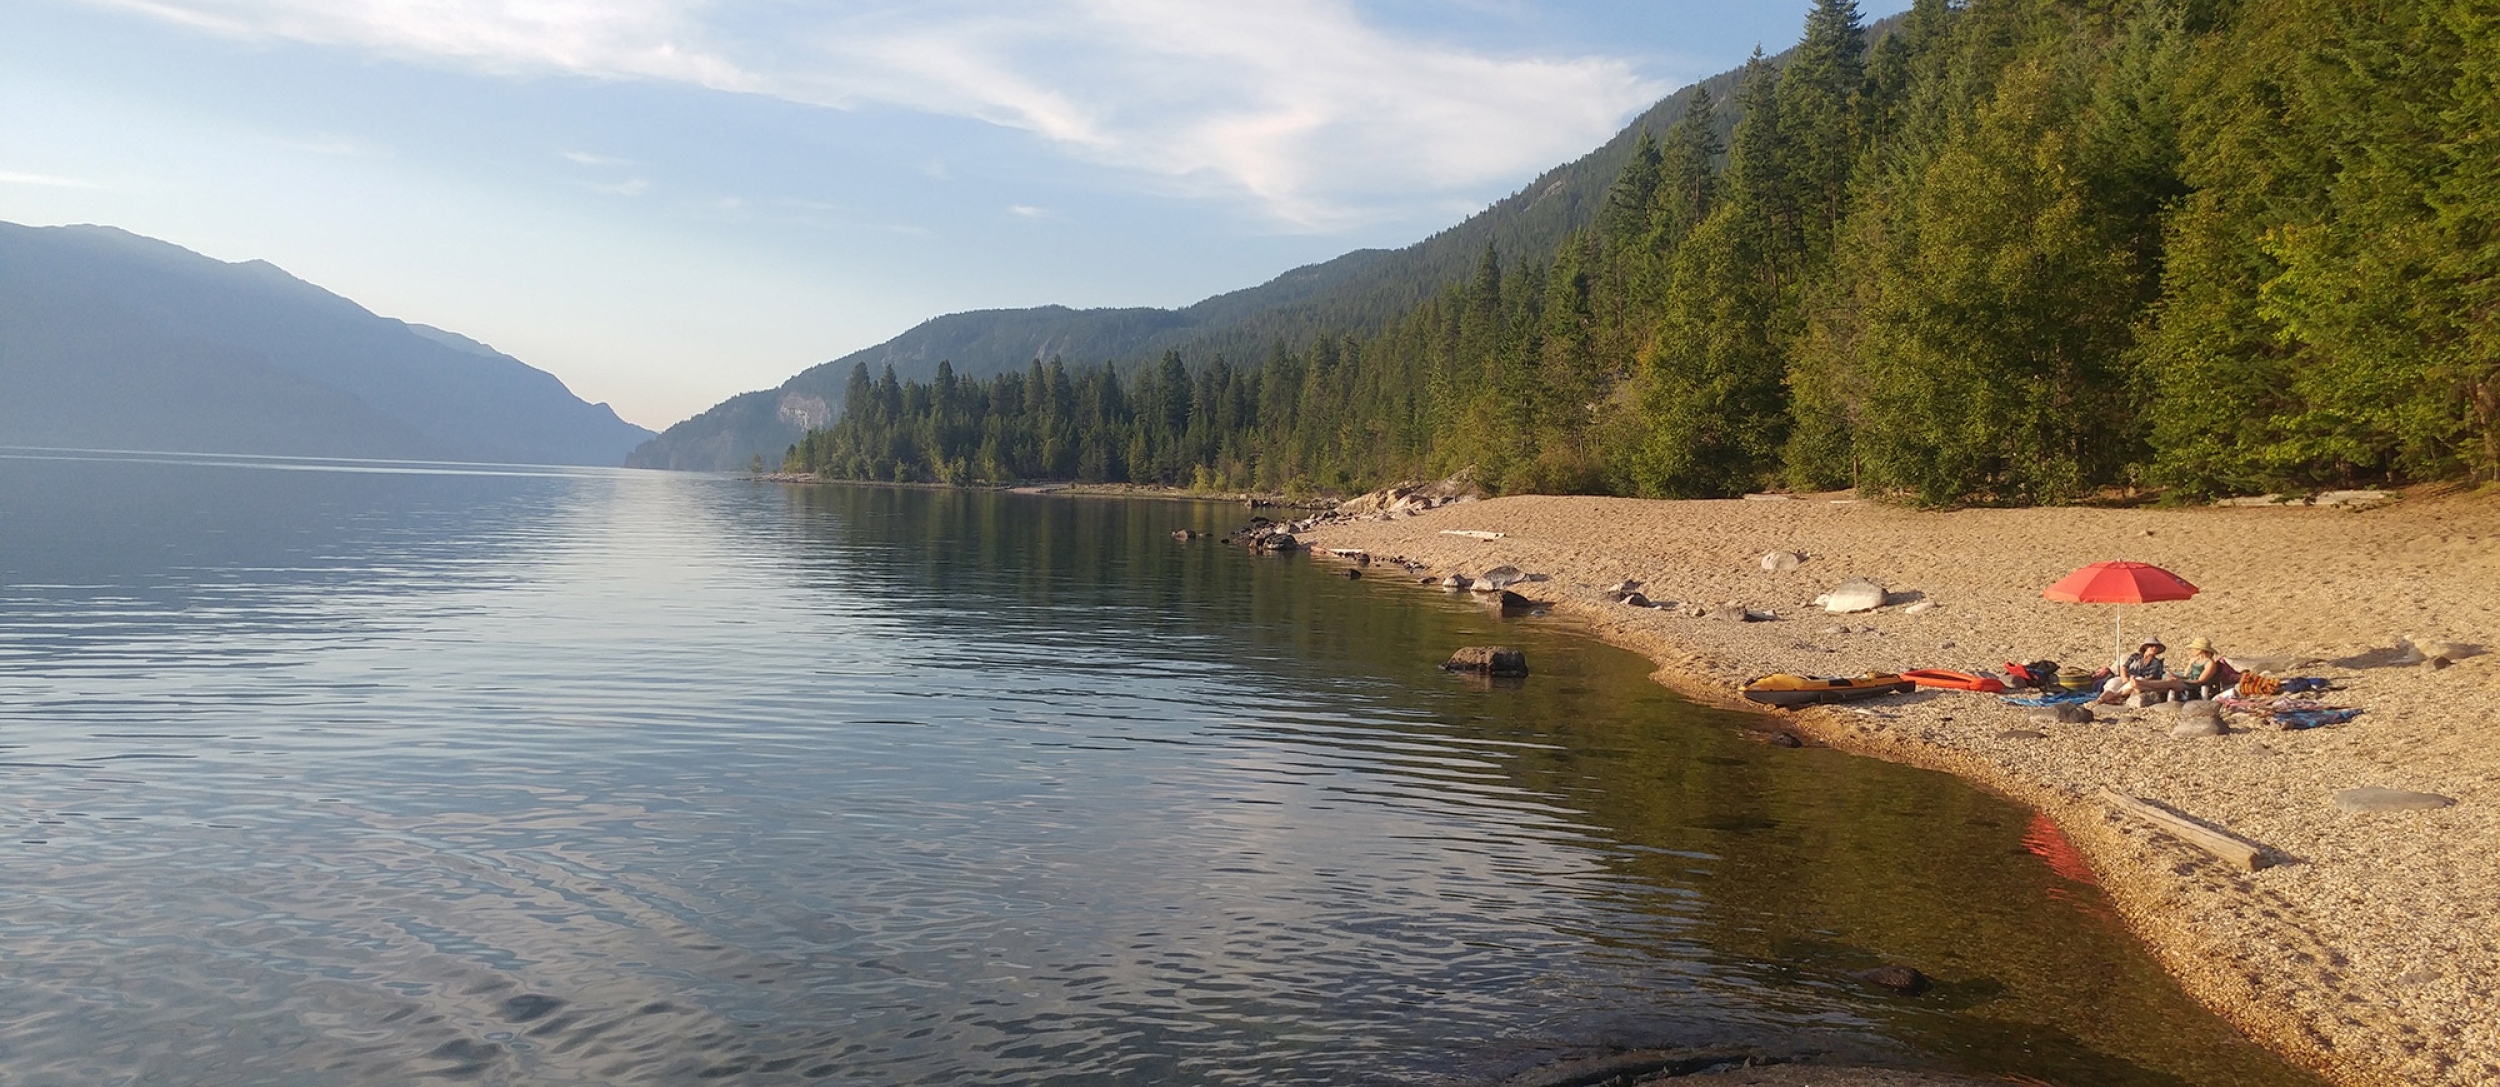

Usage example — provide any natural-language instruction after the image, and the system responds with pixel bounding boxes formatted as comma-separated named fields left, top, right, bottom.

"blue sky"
left=2, top=1, right=1906, bottom=429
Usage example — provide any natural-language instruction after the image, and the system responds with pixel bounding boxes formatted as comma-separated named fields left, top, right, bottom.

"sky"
left=1, top=1, right=1908, bottom=430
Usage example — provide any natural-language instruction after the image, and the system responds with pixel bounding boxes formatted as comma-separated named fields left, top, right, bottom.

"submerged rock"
left=1852, top=965, right=1932, bottom=995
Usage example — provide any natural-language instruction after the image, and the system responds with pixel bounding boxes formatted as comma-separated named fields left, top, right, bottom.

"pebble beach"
left=1300, top=488, right=2500, bottom=1087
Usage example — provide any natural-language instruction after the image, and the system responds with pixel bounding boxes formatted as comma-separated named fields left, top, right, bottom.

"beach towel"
left=2218, top=696, right=2363, bottom=730
left=2000, top=690, right=2097, bottom=707
left=2274, top=707, right=2363, bottom=730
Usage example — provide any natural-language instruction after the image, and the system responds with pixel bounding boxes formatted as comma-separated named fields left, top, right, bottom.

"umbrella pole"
left=2113, top=605, right=2123, bottom=669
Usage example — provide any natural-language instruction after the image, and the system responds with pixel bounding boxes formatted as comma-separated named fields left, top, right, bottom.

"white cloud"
left=0, top=170, right=100, bottom=187
left=563, top=150, right=636, bottom=167
left=82, top=0, right=1666, bottom=227
left=1006, top=204, right=1053, bottom=219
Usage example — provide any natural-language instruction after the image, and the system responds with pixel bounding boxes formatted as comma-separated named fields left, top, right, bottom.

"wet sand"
left=1304, top=489, right=2500, bottom=1087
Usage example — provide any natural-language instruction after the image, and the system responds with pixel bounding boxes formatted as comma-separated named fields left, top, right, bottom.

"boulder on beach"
left=1439, top=573, right=1470, bottom=590
left=2031, top=705, right=2095, bottom=724
left=1604, top=579, right=1643, bottom=594
left=1443, top=646, right=1528, bottom=676
left=1478, top=565, right=1525, bottom=589
left=2171, top=716, right=2227, bottom=738
left=1760, top=550, right=1806, bottom=572
left=1494, top=590, right=1541, bottom=613
left=1702, top=603, right=1754, bottom=622
left=1818, top=578, right=1888, bottom=614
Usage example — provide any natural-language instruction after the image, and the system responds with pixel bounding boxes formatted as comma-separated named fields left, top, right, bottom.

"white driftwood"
left=1438, top=530, right=1506, bottom=540
left=2097, top=786, right=2270, bottom=871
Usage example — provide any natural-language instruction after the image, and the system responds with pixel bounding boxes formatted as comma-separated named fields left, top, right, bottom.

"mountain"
left=627, top=58, right=1768, bottom=471
left=0, top=222, right=654, bottom=465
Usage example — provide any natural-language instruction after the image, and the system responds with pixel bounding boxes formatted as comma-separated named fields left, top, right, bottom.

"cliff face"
left=0, top=222, right=654, bottom=466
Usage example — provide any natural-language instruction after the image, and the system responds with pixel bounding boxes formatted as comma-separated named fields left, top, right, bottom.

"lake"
left=0, top=450, right=2320, bottom=1085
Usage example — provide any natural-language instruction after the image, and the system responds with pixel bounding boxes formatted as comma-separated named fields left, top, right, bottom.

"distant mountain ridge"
left=0, top=222, right=653, bottom=465
left=627, top=54, right=1773, bottom=471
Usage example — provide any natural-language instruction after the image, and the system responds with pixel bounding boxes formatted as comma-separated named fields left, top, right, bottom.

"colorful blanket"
left=2218, top=696, right=2363, bottom=730
left=1999, top=690, right=2098, bottom=707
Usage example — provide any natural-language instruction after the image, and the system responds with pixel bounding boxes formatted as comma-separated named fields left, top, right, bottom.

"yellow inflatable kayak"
left=1741, top=673, right=1914, bottom=707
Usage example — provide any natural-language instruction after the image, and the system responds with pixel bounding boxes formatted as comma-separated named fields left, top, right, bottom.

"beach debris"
left=2334, top=787, right=2456, bottom=813
left=1443, top=646, right=1528, bottom=677
left=1439, top=529, right=1505, bottom=540
left=1851, top=965, right=1932, bottom=995
left=1902, top=601, right=1937, bottom=616
left=1817, top=578, right=1888, bottom=614
left=1741, top=493, right=1793, bottom=502
left=2313, top=489, right=2391, bottom=509
left=2097, top=787, right=2272, bottom=871
left=1759, top=550, right=1806, bottom=572
left=1604, top=579, right=1643, bottom=594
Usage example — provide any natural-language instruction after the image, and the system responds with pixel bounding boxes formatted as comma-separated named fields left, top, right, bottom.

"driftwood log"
left=2097, top=786, right=2271, bottom=871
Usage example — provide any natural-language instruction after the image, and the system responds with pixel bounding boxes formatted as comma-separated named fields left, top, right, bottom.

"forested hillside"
left=791, top=0, right=2498, bottom=504
left=628, top=56, right=1768, bottom=470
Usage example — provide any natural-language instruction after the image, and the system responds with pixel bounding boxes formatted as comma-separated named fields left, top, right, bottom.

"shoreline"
left=755, top=472, right=1334, bottom=509
left=1296, top=489, right=2500, bottom=1087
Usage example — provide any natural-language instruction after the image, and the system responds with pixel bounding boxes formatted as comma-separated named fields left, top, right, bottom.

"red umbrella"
left=2043, top=561, right=2199, bottom=664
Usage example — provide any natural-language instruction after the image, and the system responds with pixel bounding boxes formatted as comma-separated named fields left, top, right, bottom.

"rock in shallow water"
left=1443, top=646, right=1528, bottom=677
left=2334, top=787, right=2456, bottom=813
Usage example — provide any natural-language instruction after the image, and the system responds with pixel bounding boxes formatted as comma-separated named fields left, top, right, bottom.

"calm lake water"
left=0, top=450, right=2320, bottom=1086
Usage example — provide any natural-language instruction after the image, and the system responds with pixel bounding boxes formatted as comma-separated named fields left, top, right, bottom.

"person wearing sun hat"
left=2177, top=636, right=2240, bottom=700
left=2098, top=637, right=2171, bottom=703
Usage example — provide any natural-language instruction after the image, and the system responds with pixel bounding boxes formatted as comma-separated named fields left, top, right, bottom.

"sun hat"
left=2186, top=636, right=2214, bottom=653
left=2139, top=637, right=2165, bottom=651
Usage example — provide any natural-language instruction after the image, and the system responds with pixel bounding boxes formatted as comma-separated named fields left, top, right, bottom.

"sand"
left=1299, top=489, right=2500, bottom=1087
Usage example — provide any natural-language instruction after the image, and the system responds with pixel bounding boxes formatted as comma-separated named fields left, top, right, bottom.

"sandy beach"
left=1299, top=488, right=2500, bottom=1087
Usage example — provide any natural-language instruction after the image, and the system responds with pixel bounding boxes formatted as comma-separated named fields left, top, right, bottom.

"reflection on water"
left=0, top=451, right=2319, bottom=1086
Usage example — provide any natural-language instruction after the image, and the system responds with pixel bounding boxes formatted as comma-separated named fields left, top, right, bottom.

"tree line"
left=792, top=0, right=2499, bottom=504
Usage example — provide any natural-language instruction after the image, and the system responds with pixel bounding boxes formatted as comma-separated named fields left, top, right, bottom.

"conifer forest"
left=789, top=0, right=2500, bottom=505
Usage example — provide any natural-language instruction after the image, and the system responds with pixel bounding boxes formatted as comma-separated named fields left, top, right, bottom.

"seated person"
left=2176, top=637, right=2239, bottom=700
left=2097, top=639, right=2169, bottom=703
